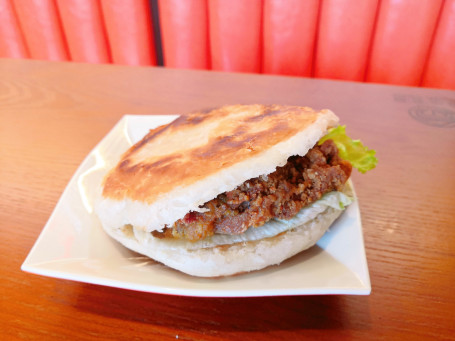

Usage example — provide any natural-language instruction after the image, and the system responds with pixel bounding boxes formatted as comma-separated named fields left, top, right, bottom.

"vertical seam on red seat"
left=419, top=0, right=445, bottom=87
left=53, top=0, right=70, bottom=61
left=311, top=0, right=323, bottom=78
left=205, top=0, right=212, bottom=69
left=363, top=0, right=382, bottom=82
left=97, top=3, right=112, bottom=63
left=259, top=0, right=264, bottom=73
left=7, top=0, right=30, bottom=57
left=150, top=0, right=163, bottom=66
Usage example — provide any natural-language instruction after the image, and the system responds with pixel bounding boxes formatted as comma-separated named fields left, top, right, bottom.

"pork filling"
left=152, top=139, right=352, bottom=242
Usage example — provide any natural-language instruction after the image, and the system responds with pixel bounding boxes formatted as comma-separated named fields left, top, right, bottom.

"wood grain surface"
left=1, top=58, right=454, bottom=340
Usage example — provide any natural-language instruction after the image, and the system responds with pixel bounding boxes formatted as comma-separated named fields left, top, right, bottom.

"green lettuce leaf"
left=319, top=125, right=377, bottom=173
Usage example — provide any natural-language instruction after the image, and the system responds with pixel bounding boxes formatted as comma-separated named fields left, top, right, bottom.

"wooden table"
left=1, top=58, right=454, bottom=340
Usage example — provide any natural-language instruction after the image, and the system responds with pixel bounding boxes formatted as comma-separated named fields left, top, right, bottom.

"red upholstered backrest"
left=421, top=0, right=455, bottom=88
left=1, top=0, right=156, bottom=66
left=263, top=0, right=319, bottom=77
left=57, top=0, right=109, bottom=64
left=315, top=0, right=378, bottom=82
left=11, top=0, right=70, bottom=61
left=1, top=0, right=454, bottom=89
left=158, top=0, right=209, bottom=69
left=365, top=0, right=443, bottom=86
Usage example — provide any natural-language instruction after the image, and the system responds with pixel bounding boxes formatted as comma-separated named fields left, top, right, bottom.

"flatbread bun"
left=95, top=104, right=348, bottom=277
left=97, top=104, right=339, bottom=233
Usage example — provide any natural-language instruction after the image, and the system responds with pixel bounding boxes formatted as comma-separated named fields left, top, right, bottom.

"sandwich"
left=96, top=104, right=376, bottom=277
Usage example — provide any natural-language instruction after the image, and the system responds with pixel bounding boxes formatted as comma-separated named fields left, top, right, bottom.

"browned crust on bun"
left=102, top=104, right=332, bottom=203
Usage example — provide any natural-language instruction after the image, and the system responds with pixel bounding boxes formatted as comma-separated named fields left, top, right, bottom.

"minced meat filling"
left=152, top=139, right=352, bottom=242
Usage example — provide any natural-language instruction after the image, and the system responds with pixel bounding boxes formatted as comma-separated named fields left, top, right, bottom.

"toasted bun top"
left=97, top=104, right=339, bottom=232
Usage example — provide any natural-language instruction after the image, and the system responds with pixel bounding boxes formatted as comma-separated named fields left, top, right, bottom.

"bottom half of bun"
left=101, top=204, right=345, bottom=277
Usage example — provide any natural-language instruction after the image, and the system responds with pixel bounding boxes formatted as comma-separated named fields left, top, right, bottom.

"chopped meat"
left=152, top=139, right=352, bottom=242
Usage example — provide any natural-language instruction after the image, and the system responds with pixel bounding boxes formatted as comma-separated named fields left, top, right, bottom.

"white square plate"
left=22, top=115, right=371, bottom=297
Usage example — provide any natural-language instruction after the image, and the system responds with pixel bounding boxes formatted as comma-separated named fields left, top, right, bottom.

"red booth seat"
left=0, top=0, right=454, bottom=90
